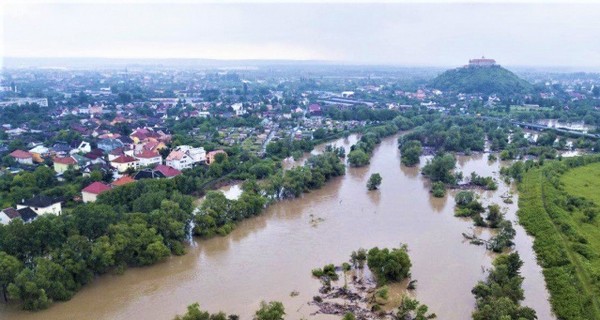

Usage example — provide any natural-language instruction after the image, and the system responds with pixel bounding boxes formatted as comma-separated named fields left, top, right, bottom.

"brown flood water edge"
left=0, top=134, right=554, bottom=320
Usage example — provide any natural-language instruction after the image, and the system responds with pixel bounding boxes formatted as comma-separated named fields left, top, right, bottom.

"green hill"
left=430, top=65, right=533, bottom=95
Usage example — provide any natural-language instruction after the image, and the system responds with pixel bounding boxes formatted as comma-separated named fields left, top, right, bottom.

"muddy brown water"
left=0, top=134, right=554, bottom=320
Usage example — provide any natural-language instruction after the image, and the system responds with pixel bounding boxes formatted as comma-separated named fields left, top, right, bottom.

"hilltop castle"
left=468, top=56, right=496, bottom=67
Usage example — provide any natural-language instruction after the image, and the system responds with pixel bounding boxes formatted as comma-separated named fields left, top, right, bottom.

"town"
left=1, top=59, right=600, bottom=222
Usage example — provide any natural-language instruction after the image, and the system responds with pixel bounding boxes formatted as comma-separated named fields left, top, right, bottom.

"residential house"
left=308, top=104, right=322, bottom=116
left=133, top=169, right=165, bottom=180
left=82, top=163, right=113, bottom=178
left=0, top=208, right=20, bottom=225
left=110, top=155, right=139, bottom=173
left=207, top=149, right=227, bottom=165
left=51, top=143, right=72, bottom=156
left=17, top=195, right=62, bottom=215
left=9, top=150, right=33, bottom=165
left=81, top=181, right=112, bottom=203
left=53, top=156, right=78, bottom=174
left=166, top=150, right=194, bottom=170
left=130, top=127, right=171, bottom=145
left=70, top=141, right=92, bottom=155
left=29, top=145, right=50, bottom=163
left=134, top=149, right=162, bottom=167
left=174, top=145, right=206, bottom=163
left=112, top=175, right=135, bottom=186
left=17, top=207, right=38, bottom=223
left=98, top=138, right=124, bottom=153
left=142, top=140, right=167, bottom=153
left=231, top=103, right=246, bottom=116
left=155, top=164, right=182, bottom=178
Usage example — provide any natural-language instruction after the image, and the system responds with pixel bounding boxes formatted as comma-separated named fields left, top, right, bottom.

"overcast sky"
left=2, top=2, right=600, bottom=67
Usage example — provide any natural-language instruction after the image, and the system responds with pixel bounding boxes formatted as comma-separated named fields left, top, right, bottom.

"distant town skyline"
left=3, top=2, right=600, bottom=67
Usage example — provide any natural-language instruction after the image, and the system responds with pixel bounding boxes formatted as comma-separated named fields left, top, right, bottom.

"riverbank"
left=517, top=157, right=600, bottom=319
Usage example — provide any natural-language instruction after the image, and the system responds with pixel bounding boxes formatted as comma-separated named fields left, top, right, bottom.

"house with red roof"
left=155, top=164, right=182, bottom=178
left=110, top=154, right=139, bottom=173
left=134, top=149, right=162, bottom=167
left=166, top=150, right=193, bottom=170
left=308, top=104, right=322, bottom=116
left=53, top=156, right=78, bottom=174
left=112, top=175, right=135, bottom=186
left=9, top=150, right=33, bottom=165
left=82, top=181, right=112, bottom=203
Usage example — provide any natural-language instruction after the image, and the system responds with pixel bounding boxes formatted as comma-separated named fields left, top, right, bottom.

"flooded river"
left=0, top=134, right=554, bottom=320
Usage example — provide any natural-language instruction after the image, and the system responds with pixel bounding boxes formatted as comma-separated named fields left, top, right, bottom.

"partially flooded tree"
left=367, top=173, right=383, bottom=190
left=254, top=301, right=285, bottom=320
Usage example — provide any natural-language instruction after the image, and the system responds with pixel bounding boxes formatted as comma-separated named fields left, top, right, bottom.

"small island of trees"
left=367, top=173, right=382, bottom=190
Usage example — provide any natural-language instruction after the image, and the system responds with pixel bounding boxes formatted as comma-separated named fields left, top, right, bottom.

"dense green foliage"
left=399, top=140, right=423, bottom=167
left=265, top=138, right=313, bottom=159
left=172, top=300, right=284, bottom=320
left=430, top=182, right=446, bottom=198
left=468, top=172, right=498, bottom=190
left=173, top=303, right=235, bottom=320
left=471, top=253, right=537, bottom=320
left=254, top=301, right=285, bottom=320
left=401, top=117, right=485, bottom=153
left=1, top=194, right=193, bottom=310
left=430, top=65, right=534, bottom=95
left=367, top=246, right=412, bottom=285
left=421, top=153, right=458, bottom=184
left=397, top=296, right=437, bottom=320
left=517, top=156, right=600, bottom=319
left=311, top=263, right=339, bottom=281
left=367, top=173, right=382, bottom=190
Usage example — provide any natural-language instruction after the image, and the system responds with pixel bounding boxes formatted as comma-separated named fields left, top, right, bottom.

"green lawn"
left=561, top=162, right=600, bottom=204
left=518, top=159, right=600, bottom=320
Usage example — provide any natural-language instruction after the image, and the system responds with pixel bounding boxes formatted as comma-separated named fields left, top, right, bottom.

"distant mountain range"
left=430, top=64, right=534, bottom=95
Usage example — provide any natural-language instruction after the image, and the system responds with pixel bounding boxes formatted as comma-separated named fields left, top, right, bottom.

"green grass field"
left=561, top=162, right=600, bottom=205
left=518, top=159, right=600, bottom=320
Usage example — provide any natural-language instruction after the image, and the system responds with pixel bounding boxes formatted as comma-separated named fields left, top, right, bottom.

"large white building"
left=134, top=150, right=162, bottom=167
left=174, top=145, right=206, bottom=163
left=166, top=150, right=194, bottom=170
left=166, top=145, right=206, bottom=170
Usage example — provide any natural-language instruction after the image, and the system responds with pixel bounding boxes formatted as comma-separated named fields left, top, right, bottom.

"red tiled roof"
left=155, top=164, right=182, bottom=177
left=109, top=147, right=125, bottom=156
left=53, top=156, right=77, bottom=165
left=82, top=181, right=112, bottom=195
left=135, top=149, right=160, bottom=159
left=166, top=150, right=186, bottom=161
left=111, top=155, right=138, bottom=163
left=112, top=175, right=136, bottom=186
left=10, top=150, right=32, bottom=159
left=143, top=141, right=160, bottom=151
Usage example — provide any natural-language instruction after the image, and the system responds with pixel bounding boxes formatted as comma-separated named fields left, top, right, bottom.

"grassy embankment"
left=518, top=159, right=600, bottom=319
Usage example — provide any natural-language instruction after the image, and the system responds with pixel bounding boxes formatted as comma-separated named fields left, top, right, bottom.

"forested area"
left=0, top=150, right=345, bottom=310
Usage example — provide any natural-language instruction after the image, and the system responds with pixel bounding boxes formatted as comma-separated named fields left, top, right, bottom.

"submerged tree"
left=367, top=173, right=383, bottom=190
left=254, top=301, right=285, bottom=320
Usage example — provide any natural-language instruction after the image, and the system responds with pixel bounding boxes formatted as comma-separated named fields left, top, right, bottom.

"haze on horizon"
left=2, top=2, right=600, bottom=68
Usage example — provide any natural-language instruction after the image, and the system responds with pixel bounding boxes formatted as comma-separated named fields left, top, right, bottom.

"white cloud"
left=2, top=3, right=600, bottom=66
